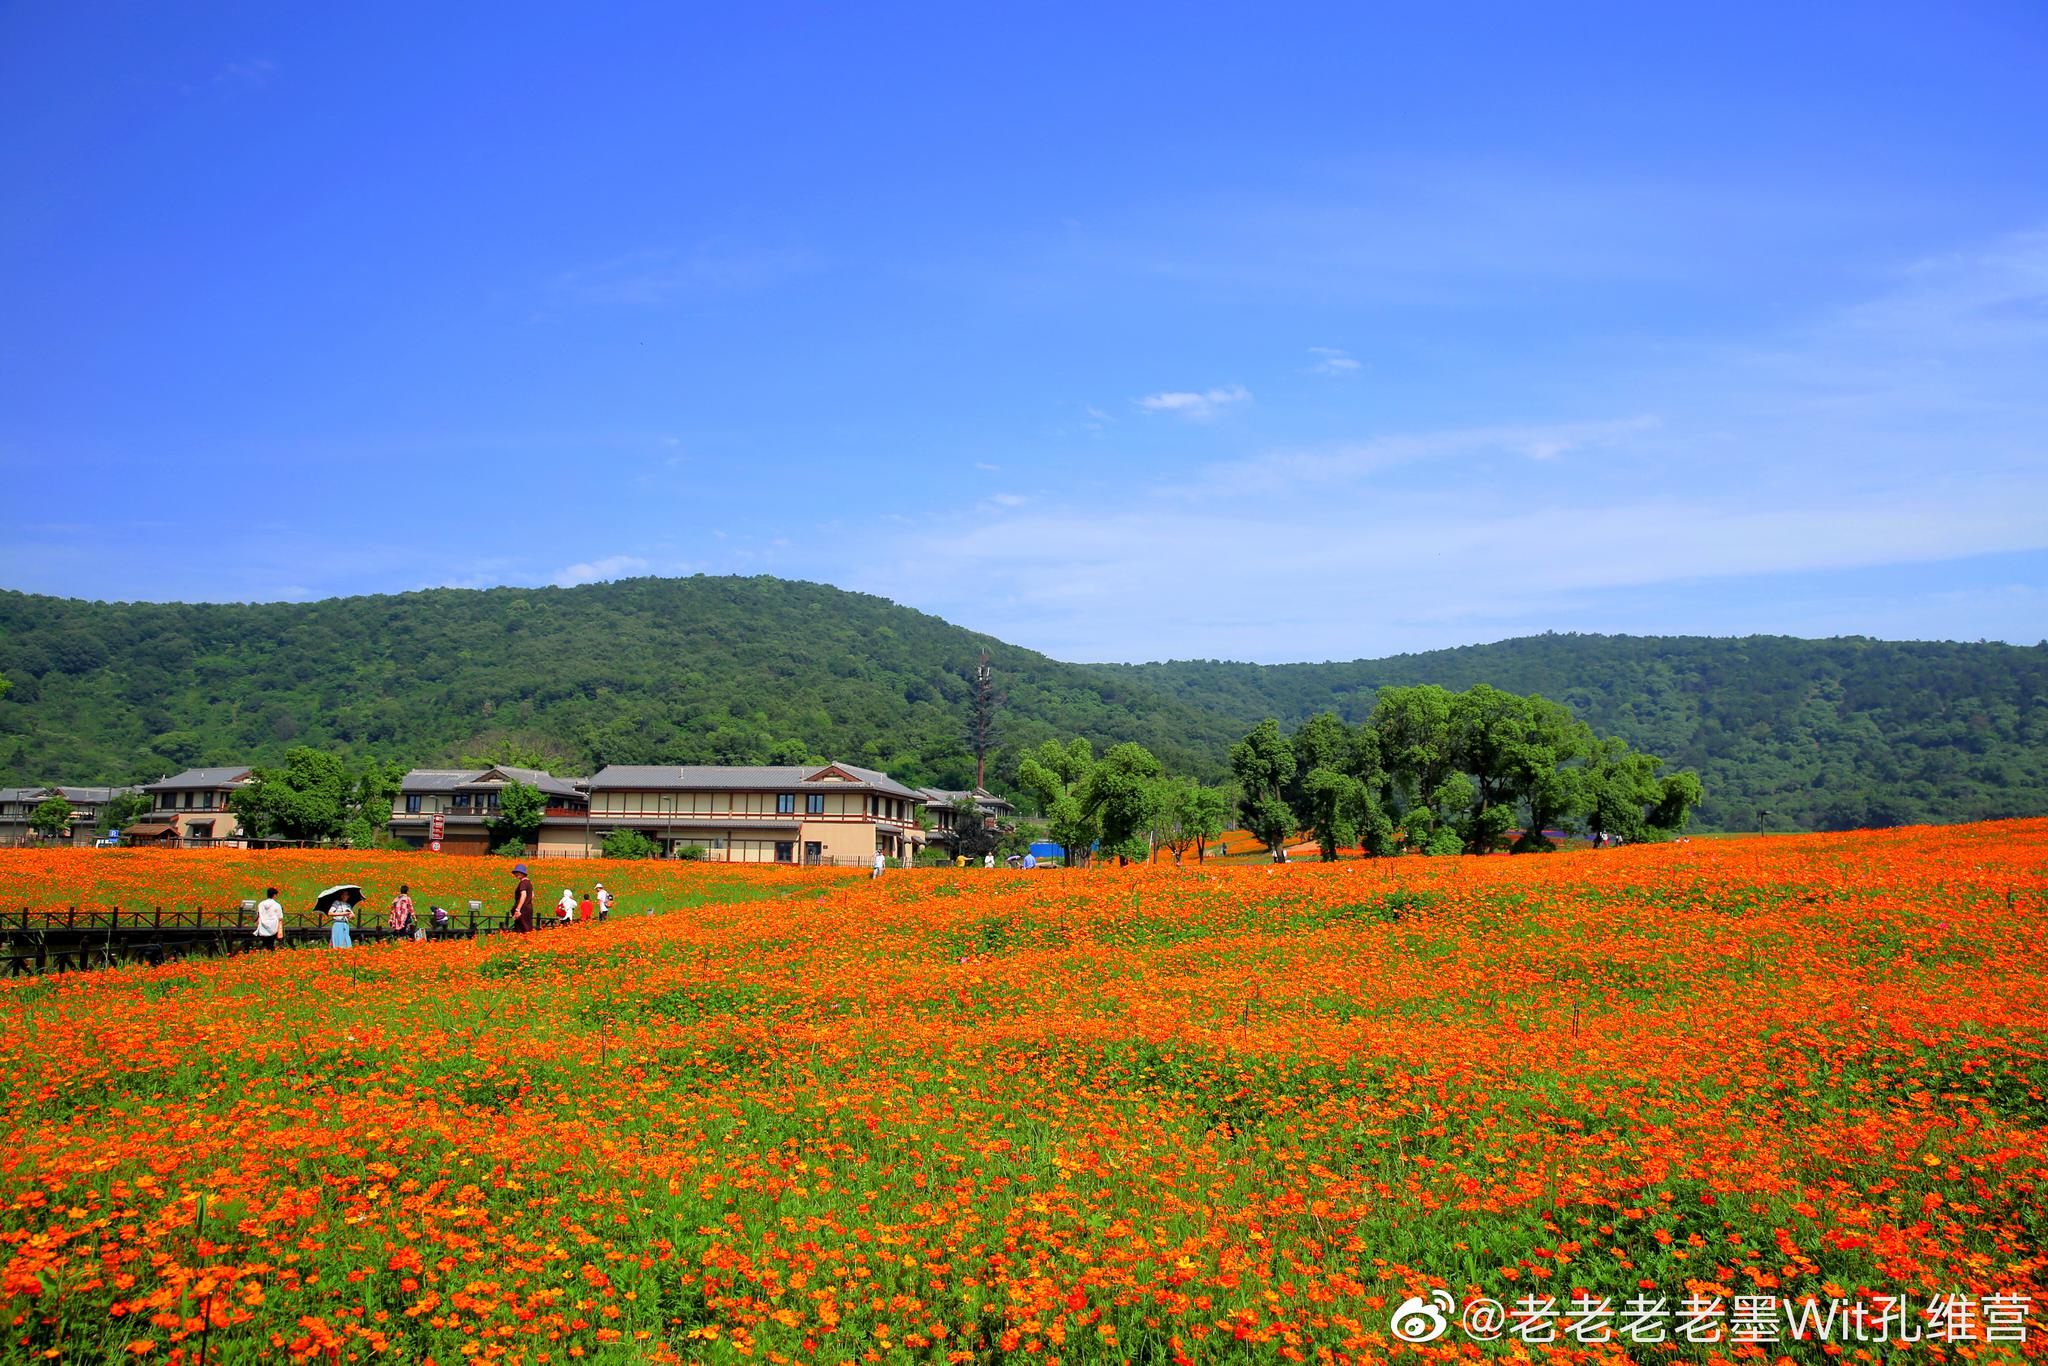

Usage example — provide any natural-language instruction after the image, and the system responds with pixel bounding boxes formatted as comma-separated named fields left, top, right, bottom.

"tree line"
left=1004, top=682, right=1702, bottom=863
left=1231, top=683, right=1701, bottom=858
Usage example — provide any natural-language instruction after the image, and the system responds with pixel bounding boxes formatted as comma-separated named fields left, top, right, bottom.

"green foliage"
left=488, top=780, right=547, bottom=851
left=1237, top=684, right=1704, bottom=856
left=0, top=578, right=2039, bottom=832
left=27, top=794, right=73, bottom=838
left=1081, top=741, right=1162, bottom=864
left=1017, top=738, right=1101, bottom=864
left=1118, top=634, right=2048, bottom=831
left=1149, top=776, right=1231, bottom=862
left=674, top=845, right=707, bottom=862
left=1229, top=720, right=1295, bottom=856
left=232, top=747, right=401, bottom=845
left=602, top=828, right=661, bottom=860
left=96, top=790, right=152, bottom=835
left=948, top=797, right=1002, bottom=862
left=490, top=838, right=528, bottom=858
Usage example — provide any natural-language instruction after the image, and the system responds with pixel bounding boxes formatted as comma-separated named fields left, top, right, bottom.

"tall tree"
left=487, top=781, right=548, bottom=853
left=1017, top=738, right=1099, bottom=865
left=234, top=747, right=354, bottom=843
left=27, top=793, right=73, bottom=839
left=1229, top=719, right=1296, bottom=860
left=948, top=794, right=1002, bottom=862
left=1081, top=742, right=1163, bottom=864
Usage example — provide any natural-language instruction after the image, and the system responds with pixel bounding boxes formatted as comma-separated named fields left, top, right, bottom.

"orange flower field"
left=1, top=821, right=2045, bottom=1363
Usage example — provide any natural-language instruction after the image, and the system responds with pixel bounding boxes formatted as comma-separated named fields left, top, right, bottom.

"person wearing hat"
left=509, top=863, right=535, bottom=933
left=593, top=882, right=611, bottom=920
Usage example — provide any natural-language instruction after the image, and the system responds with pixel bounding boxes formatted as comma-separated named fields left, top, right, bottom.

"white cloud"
left=975, top=461, right=1001, bottom=472
left=551, top=555, right=651, bottom=588
left=1136, top=384, right=1252, bottom=420
left=1307, top=346, right=1361, bottom=374
left=866, top=225, right=2048, bottom=661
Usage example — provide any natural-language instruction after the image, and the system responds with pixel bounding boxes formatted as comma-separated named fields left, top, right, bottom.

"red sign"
left=429, top=839, right=443, bottom=853
left=430, top=813, right=445, bottom=841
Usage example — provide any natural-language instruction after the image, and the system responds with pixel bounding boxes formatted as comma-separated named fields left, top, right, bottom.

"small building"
left=919, top=786, right=1016, bottom=848
left=588, top=763, right=926, bottom=864
left=386, top=766, right=590, bottom=855
left=139, top=767, right=254, bottom=844
left=0, top=785, right=138, bottom=846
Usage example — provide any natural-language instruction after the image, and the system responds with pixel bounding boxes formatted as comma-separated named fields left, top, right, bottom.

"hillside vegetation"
left=2, top=576, right=2043, bottom=830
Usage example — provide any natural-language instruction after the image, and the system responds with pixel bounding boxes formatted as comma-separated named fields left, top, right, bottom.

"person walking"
left=328, top=894, right=355, bottom=950
left=388, top=885, right=417, bottom=939
left=253, top=886, right=284, bottom=948
left=871, top=851, right=886, bottom=880
left=510, top=864, right=535, bottom=934
left=558, top=887, right=578, bottom=923
left=593, top=882, right=612, bottom=918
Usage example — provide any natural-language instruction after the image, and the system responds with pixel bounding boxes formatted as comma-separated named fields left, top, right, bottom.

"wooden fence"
left=0, top=902, right=575, bottom=977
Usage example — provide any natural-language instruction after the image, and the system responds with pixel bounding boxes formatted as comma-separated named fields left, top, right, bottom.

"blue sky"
left=2, top=3, right=2044, bottom=663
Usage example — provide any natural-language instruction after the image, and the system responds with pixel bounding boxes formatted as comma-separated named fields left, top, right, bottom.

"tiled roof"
left=590, top=763, right=923, bottom=801
left=144, top=767, right=254, bottom=792
left=398, top=768, right=586, bottom=798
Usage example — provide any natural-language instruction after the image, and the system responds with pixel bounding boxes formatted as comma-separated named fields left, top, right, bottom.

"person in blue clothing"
left=328, top=894, right=355, bottom=949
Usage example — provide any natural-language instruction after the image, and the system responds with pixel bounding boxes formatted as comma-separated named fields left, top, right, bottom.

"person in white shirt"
left=254, top=887, right=284, bottom=947
left=983, top=852, right=995, bottom=869
left=558, top=888, right=578, bottom=922
left=593, top=883, right=612, bottom=918
left=871, top=851, right=886, bottom=879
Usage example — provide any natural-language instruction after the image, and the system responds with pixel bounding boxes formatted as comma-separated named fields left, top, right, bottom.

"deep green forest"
left=2, top=575, right=2043, bottom=831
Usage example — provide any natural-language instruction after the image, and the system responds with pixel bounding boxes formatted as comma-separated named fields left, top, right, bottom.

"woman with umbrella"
left=316, top=884, right=362, bottom=950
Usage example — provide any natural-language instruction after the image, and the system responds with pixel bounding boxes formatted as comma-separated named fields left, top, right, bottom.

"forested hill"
left=1, top=576, right=2043, bottom=831
left=1109, top=634, right=2048, bottom=832
left=0, top=578, right=1242, bottom=795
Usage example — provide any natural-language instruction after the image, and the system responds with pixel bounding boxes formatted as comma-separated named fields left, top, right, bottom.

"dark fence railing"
left=0, top=903, right=585, bottom=977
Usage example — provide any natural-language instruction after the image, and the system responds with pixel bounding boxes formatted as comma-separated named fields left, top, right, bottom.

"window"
left=774, top=841, right=795, bottom=863
left=453, top=793, right=472, bottom=811
left=806, top=793, right=824, bottom=815
left=405, top=794, right=423, bottom=814
left=777, top=793, right=796, bottom=814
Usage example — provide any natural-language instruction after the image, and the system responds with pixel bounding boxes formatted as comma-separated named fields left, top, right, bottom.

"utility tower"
left=967, top=649, right=999, bottom=791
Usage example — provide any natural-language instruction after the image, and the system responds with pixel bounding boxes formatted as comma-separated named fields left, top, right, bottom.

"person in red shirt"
left=579, top=894, right=594, bottom=923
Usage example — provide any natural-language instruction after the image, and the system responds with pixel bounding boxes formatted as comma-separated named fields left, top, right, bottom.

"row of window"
left=155, top=793, right=224, bottom=810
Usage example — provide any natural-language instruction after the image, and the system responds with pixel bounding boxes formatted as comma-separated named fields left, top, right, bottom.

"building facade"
left=0, top=785, right=139, bottom=846
left=919, top=786, right=1016, bottom=848
left=587, top=763, right=926, bottom=863
left=386, top=766, right=590, bottom=855
left=130, top=767, right=254, bottom=844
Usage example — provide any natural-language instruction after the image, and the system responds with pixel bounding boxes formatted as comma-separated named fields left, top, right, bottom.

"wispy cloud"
left=1136, top=384, right=1251, bottom=420
left=871, top=225, right=2048, bottom=661
left=1306, top=346, right=1361, bottom=375
left=551, top=555, right=651, bottom=588
left=553, top=243, right=819, bottom=305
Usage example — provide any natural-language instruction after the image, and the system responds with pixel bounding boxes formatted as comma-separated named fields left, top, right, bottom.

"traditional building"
left=386, top=766, right=590, bottom=855
left=0, top=785, right=139, bottom=846
left=587, top=763, right=926, bottom=864
left=918, top=786, right=1016, bottom=848
left=132, top=767, right=254, bottom=844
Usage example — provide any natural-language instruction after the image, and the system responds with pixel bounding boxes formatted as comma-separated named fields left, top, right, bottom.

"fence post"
left=154, top=905, right=162, bottom=930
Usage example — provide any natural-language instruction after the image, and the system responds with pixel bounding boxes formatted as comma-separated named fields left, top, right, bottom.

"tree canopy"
left=1231, top=684, right=1703, bottom=857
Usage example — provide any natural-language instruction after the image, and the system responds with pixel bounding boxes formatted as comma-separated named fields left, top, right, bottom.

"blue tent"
left=1027, top=841, right=1063, bottom=861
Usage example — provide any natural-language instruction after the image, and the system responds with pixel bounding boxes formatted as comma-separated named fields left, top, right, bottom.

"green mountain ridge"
left=3, top=576, right=2044, bottom=831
